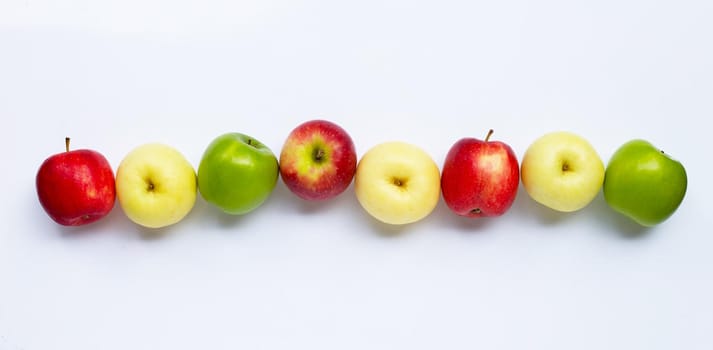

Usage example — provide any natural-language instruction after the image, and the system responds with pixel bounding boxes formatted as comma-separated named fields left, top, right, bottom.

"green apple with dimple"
left=198, top=133, right=279, bottom=215
left=603, top=139, right=687, bottom=226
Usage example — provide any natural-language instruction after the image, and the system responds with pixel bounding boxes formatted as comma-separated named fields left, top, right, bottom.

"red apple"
left=36, top=138, right=116, bottom=226
left=279, top=120, right=357, bottom=200
left=441, top=129, right=519, bottom=217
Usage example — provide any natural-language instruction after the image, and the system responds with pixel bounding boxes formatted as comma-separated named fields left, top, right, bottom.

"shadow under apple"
left=511, top=185, right=652, bottom=238
left=133, top=206, right=195, bottom=241
left=430, top=199, right=493, bottom=233
left=354, top=199, right=447, bottom=238
left=587, top=192, right=652, bottom=239
left=54, top=198, right=182, bottom=241
left=54, top=200, right=124, bottom=238
left=272, top=179, right=360, bottom=215
left=136, top=225, right=175, bottom=241
left=342, top=202, right=410, bottom=238
left=509, top=185, right=576, bottom=226
left=275, top=178, right=416, bottom=238
left=365, top=217, right=412, bottom=238
left=192, top=193, right=258, bottom=230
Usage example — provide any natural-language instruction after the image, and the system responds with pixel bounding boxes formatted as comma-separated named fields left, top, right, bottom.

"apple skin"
left=521, top=131, right=604, bottom=212
left=354, top=141, right=440, bottom=225
left=279, top=120, right=357, bottom=201
left=198, top=133, right=279, bottom=215
left=441, top=130, right=519, bottom=217
left=36, top=138, right=116, bottom=226
left=116, top=143, right=197, bottom=228
left=603, top=139, right=687, bottom=226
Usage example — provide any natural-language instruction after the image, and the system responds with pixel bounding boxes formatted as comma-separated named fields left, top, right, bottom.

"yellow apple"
left=116, top=143, right=197, bottom=228
left=521, top=131, right=604, bottom=212
left=354, top=141, right=440, bottom=225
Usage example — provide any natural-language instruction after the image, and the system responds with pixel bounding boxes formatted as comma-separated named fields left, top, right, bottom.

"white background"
left=2, top=0, right=712, bottom=349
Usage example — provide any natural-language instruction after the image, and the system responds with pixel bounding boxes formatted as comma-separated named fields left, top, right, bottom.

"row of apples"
left=35, top=120, right=687, bottom=229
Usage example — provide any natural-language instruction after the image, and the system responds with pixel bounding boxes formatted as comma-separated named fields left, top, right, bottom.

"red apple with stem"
left=279, top=120, right=357, bottom=200
left=36, top=137, right=116, bottom=226
left=441, top=129, right=519, bottom=217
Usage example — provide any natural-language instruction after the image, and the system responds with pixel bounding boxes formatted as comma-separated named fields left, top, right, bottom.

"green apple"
left=603, top=139, right=687, bottom=226
left=521, top=131, right=604, bottom=212
left=354, top=141, right=440, bottom=225
left=116, top=143, right=197, bottom=228
left=198, top=133, right=279, bottom=215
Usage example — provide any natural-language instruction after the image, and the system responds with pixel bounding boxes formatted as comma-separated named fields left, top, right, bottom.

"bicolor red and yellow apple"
left=279, top=120, right=357, bottom=201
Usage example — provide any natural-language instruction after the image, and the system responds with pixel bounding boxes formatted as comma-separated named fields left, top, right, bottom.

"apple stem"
left=247, top=139, right=252, bottom=146
left=485, top=129, right=494, bottom=142
left=65, top=137, right=70, bottom=152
